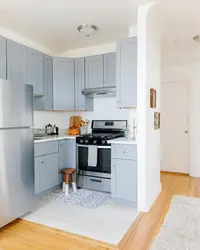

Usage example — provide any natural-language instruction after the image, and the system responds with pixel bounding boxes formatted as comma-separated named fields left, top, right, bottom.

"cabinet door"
left=103, top=53, right=116, bottom=87
left=43, top=55, right=53, bottom=110
left=0, top=36, right=6, bottom=79
left=66, top=139, right=76, bottom=169
left=27, top=48, right=44, bottom=96
left=53, top=58, right=75, bottom=110
left=85, top=55, right=103, bottom=89
left=34, top=153, right=59, bottom=194
left=75, top=58, right=93, bottom=111
left=45, top=153, right=59, bottom=187
left=7, top=40, right=27, bottom=85
left=111, top=159, right=137, bottom=202
left=34, top=156, right=48, bottom=194
left=58, top=140, right=66, bottom=183
left=116, top=37, right=137, bottom=108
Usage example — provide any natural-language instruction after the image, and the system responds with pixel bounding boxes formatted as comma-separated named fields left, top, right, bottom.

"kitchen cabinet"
left=116, top=37, right=137, bottom=108
left=34, top=55, right=53, bottom=110
left=85, top=53, right=116, bottom=89
left=27, top=48, right=44, bottom=96
left=0, top=36, right=6, bottom=79
left=66, top=139, right=76, bottom=169
left=111, top=159, right=137, bottom=202
left=35, top=153, right=59, bottom=194
left=75, top=58, right=93, bottom=111
left=111, top=144, right=137, bottom=202
left=7, top=39, right=27, bottom=85
left=103, top=53, right=116, bottom=87
left=58, top=140, right=66, bottom=183
left=53, top=58, right=75, bottom=110
left=85, top=55, right=104, bottom=89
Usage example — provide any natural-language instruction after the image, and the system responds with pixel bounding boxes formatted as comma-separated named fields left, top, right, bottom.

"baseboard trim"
left=161, top=171, right=189, bottom=176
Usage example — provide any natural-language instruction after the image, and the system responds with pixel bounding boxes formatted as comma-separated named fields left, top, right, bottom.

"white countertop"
left=34, top=134, right=77, bottom=143
left=108, top=137, right=137, bottom=145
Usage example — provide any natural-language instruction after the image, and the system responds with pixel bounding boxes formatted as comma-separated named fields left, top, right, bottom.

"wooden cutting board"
left=69, top=116, right=82, bottom=128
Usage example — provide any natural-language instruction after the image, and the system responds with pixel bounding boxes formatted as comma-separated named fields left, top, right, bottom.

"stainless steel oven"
left=77, top=144, right=111, bottom=178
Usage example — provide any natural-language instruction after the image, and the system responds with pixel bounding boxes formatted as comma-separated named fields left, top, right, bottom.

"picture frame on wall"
left=154, top=112, right=160, bottom=130
left=150, top=88, right=156, bottom=108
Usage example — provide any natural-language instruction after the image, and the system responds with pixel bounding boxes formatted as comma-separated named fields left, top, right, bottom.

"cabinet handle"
left=90, top=179, right=102, bottom=183
left=117, top=100, right=120, bottom=103
left=41, top=161, right=44, bottom=164
left=112, top=164, right=115, bottom=168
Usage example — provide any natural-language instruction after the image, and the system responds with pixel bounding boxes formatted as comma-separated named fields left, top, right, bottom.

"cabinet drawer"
left=34, top=141, right=58, bottom=157
left=77, top=175, right=111, bottom=193
left=112, top=144, right=137, bottom=160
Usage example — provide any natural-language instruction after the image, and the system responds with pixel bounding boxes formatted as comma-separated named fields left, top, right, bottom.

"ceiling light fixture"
left=77, top=24, right=98, bottom=37
left=193, top=34, right=200, bottom=43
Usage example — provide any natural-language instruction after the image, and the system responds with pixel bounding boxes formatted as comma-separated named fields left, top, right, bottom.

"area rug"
left=54, top=189, right=111, bottom=209
left=151, top=195, right=200, bottom=250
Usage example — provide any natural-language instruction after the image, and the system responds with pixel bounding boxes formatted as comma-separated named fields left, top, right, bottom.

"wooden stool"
left=61, top=168, right=77, bottom=195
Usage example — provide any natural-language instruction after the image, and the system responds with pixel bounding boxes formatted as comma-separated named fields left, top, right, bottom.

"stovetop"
left=76, top=120, right=127, bottom=146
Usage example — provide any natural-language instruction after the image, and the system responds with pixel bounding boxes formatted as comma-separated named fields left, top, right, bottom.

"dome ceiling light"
left=77, top=24, right=98, bottom=37
left=193, top=34, right=200, bottom=43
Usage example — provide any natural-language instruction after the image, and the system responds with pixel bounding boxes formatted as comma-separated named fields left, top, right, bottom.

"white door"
left=161, top=81, right=189, bottom=173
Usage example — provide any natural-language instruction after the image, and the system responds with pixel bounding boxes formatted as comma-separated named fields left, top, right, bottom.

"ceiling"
left=0, top=0, right=199, bottom=56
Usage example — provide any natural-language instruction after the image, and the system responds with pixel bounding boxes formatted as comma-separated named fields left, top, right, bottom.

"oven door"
left=77, top=144, right=111, bottom=175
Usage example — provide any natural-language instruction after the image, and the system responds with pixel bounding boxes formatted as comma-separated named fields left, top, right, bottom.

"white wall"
left=137, top=3, right=161, bottom=212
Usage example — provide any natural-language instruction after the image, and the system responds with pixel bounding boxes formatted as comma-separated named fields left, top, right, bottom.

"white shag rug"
left=54, top=189, right=111, bottom=209
left=151, top=195, right=200, bottom=250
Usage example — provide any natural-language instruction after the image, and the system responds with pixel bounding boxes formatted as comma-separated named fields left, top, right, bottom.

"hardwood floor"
left=1, top=173, right=200, bottom=250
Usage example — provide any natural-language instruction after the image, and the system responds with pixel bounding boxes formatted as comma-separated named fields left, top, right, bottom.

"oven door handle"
left=77, top=144, right=111, bottom=149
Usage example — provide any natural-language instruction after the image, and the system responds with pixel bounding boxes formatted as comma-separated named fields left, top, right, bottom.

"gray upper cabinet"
left=116, top=37, right=137, bottom=108
left=53, top=58, right=75, bottom=110
left=75, top=58, right=93, bottom=111
left=104, top=53, right=116, bottom=87
left=85, top=55, right=104, bottom=89
left=43, top=55, right=53, bottom=110
left=7, top=40, right=27, bottom=85
left=111, top=159, right=137, bottom=202
left=27, top=48, right=44, bottom=96
left=0, top=36, right=6, bottom=79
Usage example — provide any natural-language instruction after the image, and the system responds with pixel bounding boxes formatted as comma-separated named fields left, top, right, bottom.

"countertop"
left=108, top=137, right=137, bottom=145
left=34, top=134, right=77, bottom=143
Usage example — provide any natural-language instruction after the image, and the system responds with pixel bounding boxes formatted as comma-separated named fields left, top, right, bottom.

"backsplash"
left=34, top=97, right=136, bottom=132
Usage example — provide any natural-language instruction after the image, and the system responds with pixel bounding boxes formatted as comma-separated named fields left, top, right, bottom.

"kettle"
left=45, top=124, right=53, bottom=135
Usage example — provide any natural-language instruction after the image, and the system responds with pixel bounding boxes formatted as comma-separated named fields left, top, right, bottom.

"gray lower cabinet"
left=111, top=144, right=137, bottom=202
left=103, top=53, right=116, bottom=87
left=35, top=153, right=59, bottom=194
left=116, top=37, right=137, bottom=108
left=53, top=58, right=75, bottom=110
left=66, top=139, right=76, bottom=169
left=58, top=140, right=66, bottom=183
left=27, top=48, right=44, bottom=96
left=85, top=55, right=104, bottom=89
left=0, top=36, right=6, bottom=79
left=75, top=58, right=93, bottom=111
left=58, top=139, right=76, bottom=183
left=7, top=39, right=27, bottom=85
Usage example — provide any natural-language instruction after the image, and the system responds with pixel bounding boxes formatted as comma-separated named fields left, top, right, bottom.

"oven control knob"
left=80, top=139, right=84, bottom=143
left=93, top=140, right=97, bottom=144
left=85, top=140, right=89, bottom=144
left=102, top=140, right=106, bottom=144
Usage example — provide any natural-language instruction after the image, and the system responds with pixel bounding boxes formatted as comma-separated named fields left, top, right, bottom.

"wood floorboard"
left=0, top=173, right=199, bottom=250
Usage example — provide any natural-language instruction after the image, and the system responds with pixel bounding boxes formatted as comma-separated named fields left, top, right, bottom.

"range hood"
left=82, top=87, right=116, bottom=97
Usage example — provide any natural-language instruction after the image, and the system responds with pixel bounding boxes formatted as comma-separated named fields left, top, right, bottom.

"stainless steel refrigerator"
left=0, top=79, right=35, bottom=228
